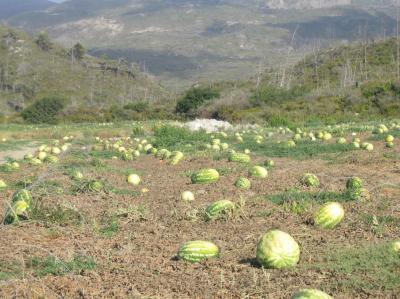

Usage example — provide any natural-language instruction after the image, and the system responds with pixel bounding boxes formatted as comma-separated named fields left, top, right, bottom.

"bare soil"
left=0, top=144, right=399, bottom=298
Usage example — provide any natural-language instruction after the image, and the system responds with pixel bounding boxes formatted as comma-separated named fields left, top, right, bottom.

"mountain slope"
left=0, top=0, right=54, bottom=19
left=0, top=24, right=169, bottom=119
left=3, top=0, right=399, bottom=88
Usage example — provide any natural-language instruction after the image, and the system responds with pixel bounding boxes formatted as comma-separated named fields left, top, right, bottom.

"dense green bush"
left=175, top=87, right=220, bottom=116
left=21, top=97, right=65, bottom=124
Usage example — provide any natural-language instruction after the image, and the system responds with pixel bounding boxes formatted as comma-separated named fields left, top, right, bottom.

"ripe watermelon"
left=191, top=169, right=220, bottom=184
left=178, top=240, right=219, bottom=263
left=235, top=177, right=251, bottom=190
left=314, top=202, right=345, bottom=229
left=249, top=166, right=268, bottom=178
left=170, top=151, right=184, bottom=165
left=300, top=173, right=320, bottom=187
left=256, top=230, right=300, bottom=269
left=205, top=200, right=235, bottom=220
left=228, top=152, right=251, bottom=163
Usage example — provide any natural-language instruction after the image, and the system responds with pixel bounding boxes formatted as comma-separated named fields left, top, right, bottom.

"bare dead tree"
left=280, top=24, right=299, bottom=88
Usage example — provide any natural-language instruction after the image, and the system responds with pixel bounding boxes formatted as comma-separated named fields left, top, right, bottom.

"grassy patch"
left=30, top=204, right=84, bottom=226
left=89, top=150, right=116, bottom=160
left=0, top=140, right=36, bottom=151
left=234, top=140, right=354, bottom=159
left=0, top=260, right=24, bottom=281
left=153, top=125, right=210, bottom=152
left=267, top=189, right=351, bottom=205
left=0, top=255, right=95, bottom=280
left=266, top=189, right=352, bottom=214
left=27, top=255, right=96, bottom=277
left=99, top=217, right=120, bottom=237
left=307, top=242, right=400, bottom=292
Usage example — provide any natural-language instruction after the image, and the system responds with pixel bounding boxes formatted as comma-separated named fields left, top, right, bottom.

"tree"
left=35, top=32, right=52, bottom=51
left=21, top=96, right=65, bottom=123
left=70, top=43, right=86, bottom=60
left=175, top=87, right=220, bottom=116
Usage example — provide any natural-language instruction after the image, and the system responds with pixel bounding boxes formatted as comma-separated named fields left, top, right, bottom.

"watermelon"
left=291, top=289, right=333, bottom=299
left=4, top=200, right=29, bottom=224
left=300, top=173, right=320, bottom=187
left=121, top=151, right=134, bottom=161
left=314, top=202, right=344, bottom=229
left=205, top=200, right=235, bottom=220
left=346, top=177, right=363, bottom=190
left=181, top=191, right=195, bottom=202
left=256, top=230, right=300, bottom=269
left=228, top=152, right=250, bottom=163
left=127, top=174, right=141, bottom=186
left=178, top=240, right=219, bottom=263
left=88, top=180, right=105, bottom=192
left=249, top=166, right=268, bottom=178
left=391, top=241, right=400, bottom=253
left=45, top=155, right=59, bottom=164
left=264, top=159, right=275, bottom=168
left=38, top=151, right=47, bottom=161
left=71, top=170, right=84, bottom=180
left=235, top=177, right=251, bottom=190
left=170, top=151, right=184, bottom=165
left=12, top=189, right=33, bottom=206
left=157, top=149, right=171, bottom=160
left=0, top=179, right=7, bottom=190
left=191, top=169, right=220, bottom=184
left=386, top=135, right=394, bottom=143
left=29, top=158, right=42, bottom=166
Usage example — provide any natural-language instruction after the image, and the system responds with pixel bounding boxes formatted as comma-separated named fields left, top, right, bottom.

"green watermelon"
left=121, top=151, right=134, bottom=161
left=249, top=166, right=268, bottom=178
left=256, top=230, right=300, bottom=269
left=0, top=179, right=7, bottom=190
left=300, top=173, right=320, bottom=187
left=228, top=152, right=250, bottom=163
left=45, top=155, right=59, bottom=164
left=170, top=151, right=184, bottom=165
left=191, top=169, right=220, bottom=184
left=178, top=240, right=219, bottom=263
left=314, top=202, right=345, bottom=229
left=346, top=177, right=363, bottom=190
left=205, top=200, right=235, bottom=220
left=291, top=289, right=333, bottom=299
left=12, top=189, right=33, bottom=206
left=235, top=177, right=251, bottom=190
left=264, top=159, right=275, bottom=169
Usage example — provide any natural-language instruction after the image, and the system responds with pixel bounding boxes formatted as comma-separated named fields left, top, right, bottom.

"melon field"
left=0, top=121, right=399, bottom=298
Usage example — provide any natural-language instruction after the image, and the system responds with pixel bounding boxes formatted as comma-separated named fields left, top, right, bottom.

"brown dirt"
left=0, top=142, right=399, bottom=299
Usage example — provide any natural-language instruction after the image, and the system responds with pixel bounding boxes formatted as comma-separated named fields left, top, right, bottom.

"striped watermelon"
left=256, top=230, right=300, bottom=269
left=346, top=177, right=363, bottom=190
left=121, top=151, right=134, bottom=161
left=178, top=240, right=219, bottom=263
left=300, top=173, right=320, bottom=187
left=205, top=200, right=235, bottom=220
left=228, top=152, right=250, bottom=163
left=314, top=202, right=344, bottom=229
left=235, top=177, right=251, bottom=190
left=191, top=169, right=220, bottom=184
left=170, top=151, right=184, bottom=165
left=249, top=166, right=268, bottom=178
